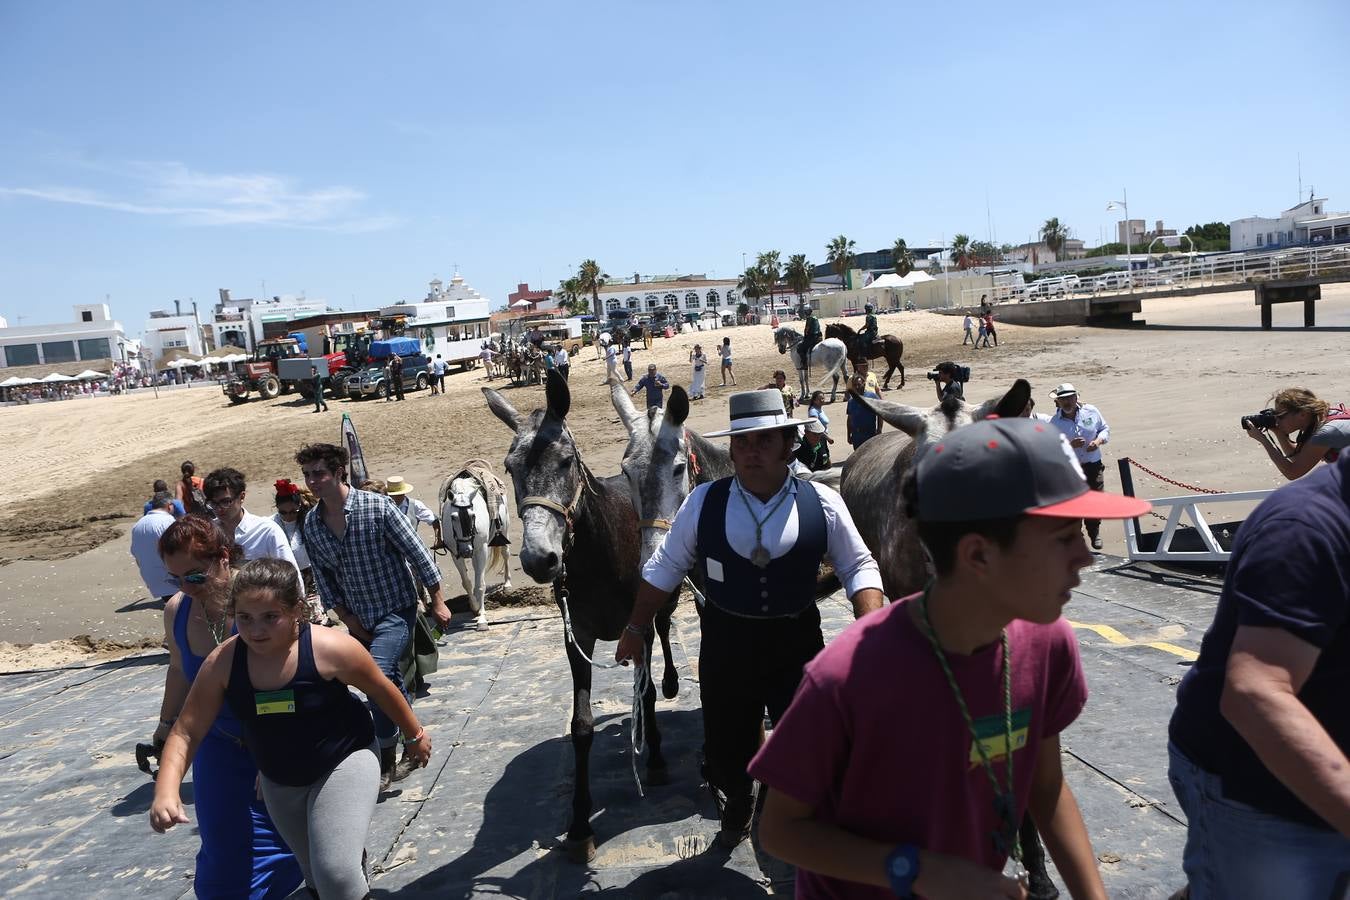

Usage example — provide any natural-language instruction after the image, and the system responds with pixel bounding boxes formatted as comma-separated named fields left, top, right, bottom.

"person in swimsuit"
left=150, top=514, right=303, bottom=899
left=151, top=557, right=432, bottom=899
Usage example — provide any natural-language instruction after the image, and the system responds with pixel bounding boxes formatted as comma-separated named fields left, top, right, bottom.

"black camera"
left=927, top=362, right=971, bottom=383
left=1240, top=409, right=1279, bottom=431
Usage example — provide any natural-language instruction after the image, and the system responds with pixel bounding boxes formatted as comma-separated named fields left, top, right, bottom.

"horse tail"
left=490, top=545, right=510, bottom=579
left=814, top=344, right=849, bottom=393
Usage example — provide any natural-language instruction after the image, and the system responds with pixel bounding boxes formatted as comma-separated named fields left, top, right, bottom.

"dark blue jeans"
left=366, top=605, right=416, bottom=747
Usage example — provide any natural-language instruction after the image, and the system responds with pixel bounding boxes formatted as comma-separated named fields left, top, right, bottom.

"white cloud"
left=0, top=161, right=398, bottom=232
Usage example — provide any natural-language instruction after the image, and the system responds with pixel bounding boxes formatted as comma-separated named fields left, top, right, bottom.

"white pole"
left=1123, top=187, right=1131, bottom=268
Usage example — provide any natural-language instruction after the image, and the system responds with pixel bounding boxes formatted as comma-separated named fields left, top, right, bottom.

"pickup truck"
left=344, top=337, right=432, bottom=399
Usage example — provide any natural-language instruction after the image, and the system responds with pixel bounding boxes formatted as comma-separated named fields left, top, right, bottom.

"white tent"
left=868, top=271, right=935, bottom=289
left=74, top=369, right=106, bottom=380
left=166, top=357, right=199, bottom=368
left=41, top=372, right=77, bottom=382
left=510, top=299, right=534, bottom=308
left=1, top=375, right=35, bottom=387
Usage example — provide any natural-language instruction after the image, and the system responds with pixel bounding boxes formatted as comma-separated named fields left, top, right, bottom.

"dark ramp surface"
left=0, top=558, right=1211, bottom=898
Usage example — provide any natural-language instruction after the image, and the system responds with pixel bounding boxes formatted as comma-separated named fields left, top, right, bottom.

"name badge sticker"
left=706, top=558, right=725, bottom=582
left=255, top=689, right=296, bottom=715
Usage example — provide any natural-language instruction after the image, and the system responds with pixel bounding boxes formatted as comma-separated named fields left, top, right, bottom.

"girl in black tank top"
left=150, top=559, right=434, bottom=897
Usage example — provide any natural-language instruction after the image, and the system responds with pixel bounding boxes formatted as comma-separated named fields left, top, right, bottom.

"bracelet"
left=885, top=844, right=920, bottom=898
left=401, top=727, right=426, bottom=746
left=624, top=623, right=645, bottom=638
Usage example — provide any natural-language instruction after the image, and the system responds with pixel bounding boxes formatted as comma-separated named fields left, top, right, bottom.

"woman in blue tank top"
left=151, top=515, right=302, bottom=899
left=151, top=557, right=433, bottom=899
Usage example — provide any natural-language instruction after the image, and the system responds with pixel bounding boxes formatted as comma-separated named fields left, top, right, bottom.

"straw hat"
left=386, top=476, right=415, bottom=496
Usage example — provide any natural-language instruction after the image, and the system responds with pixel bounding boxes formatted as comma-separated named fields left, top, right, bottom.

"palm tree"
left=826, top=235, right=856, bottom=289
left=737, top=266, right=765, bottom=312
left=892, top=238, right=914, bottom=277
left=556, top=276, right=581, bottom=313
left=784, top=253, right=812, bottom=306
left=756, top=250, right=781, bottom=312
left=575, top=259, right=607, bottom=310
left=1041, top=218, right=1068, bottom=262
left=569, top=296, right=591, bottom=316
left=950, top=234, right=971, bottom=270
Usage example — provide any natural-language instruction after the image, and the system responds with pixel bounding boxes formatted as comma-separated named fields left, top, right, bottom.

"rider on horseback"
left=856, top=303, right=879, bottom=357
left=800, top=304, right=822, bottom=362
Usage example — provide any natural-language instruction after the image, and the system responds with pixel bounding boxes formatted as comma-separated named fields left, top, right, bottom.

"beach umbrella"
left=42, top=372, right=77, bottom=382
left=74, top=369, right=106, bottom=380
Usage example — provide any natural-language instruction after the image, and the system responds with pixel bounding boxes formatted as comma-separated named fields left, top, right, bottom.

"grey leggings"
left=261, top=742, right=379, bottom=899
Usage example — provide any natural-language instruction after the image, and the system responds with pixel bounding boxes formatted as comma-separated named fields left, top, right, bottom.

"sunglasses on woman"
left=169, top=571, right=210, bottom=587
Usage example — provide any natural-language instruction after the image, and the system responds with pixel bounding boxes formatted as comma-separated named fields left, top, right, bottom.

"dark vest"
left=695, top=477, right=828, bottom=619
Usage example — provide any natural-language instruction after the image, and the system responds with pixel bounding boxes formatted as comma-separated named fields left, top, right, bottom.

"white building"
left=0, top=304, right=134, bottom=370
left=380, top=273, right=493, bottom=360
left=592, top=277, right=743, bottom=315
left=206, top=290, right=331, bottom=353
left=1231, top=197, right=1350, bottom=252
left=141, top=309, right=207, bottom=365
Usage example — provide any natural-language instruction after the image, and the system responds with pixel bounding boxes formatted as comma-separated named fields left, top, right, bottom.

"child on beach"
left=151, top=557, right=432, bottom=899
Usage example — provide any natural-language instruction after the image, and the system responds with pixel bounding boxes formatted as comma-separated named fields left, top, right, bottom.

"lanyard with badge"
left=917, top=584, right=1027, bottom=885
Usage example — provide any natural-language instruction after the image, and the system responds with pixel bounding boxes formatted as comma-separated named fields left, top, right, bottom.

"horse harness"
left=636, top=429, right=701, bottom=534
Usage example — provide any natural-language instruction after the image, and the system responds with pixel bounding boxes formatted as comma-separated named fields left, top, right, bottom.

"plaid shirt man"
left=303, top=488, right=441, bottom=631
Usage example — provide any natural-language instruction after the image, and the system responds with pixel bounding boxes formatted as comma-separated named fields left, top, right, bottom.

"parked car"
left=344, top=337, right=431, bottom=399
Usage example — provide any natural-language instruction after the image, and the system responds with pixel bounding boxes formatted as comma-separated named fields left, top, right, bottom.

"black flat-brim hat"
left=916, top=417, right=1151, bottom=521
left=705, top=390, right=806, bottom=438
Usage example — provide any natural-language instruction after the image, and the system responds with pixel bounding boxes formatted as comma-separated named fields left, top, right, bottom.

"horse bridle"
left=636, top=429, right=701, bottom=534
left=520, top=475, right=588, bottom=548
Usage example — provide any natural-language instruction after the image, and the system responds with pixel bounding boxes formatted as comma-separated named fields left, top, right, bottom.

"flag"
left=341, top=413, right=369, bottom=487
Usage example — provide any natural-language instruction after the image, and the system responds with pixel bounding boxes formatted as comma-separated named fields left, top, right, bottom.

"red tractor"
left=223, top=336, right=309, bottom=403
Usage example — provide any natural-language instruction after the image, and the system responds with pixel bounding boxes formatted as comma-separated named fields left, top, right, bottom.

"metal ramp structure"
left=0, top=565, right=1217, bottom=899
left=1118, top=457, right=1273, bottom=565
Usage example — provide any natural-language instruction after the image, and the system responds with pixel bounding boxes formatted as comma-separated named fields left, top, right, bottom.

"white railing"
left=956, top=243, right=1350, bottom=308
left=1123, top=489, right=1274, bottom=563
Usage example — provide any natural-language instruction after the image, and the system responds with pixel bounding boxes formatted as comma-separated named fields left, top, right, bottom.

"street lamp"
left=1106, top=190, right=1131, bottom=268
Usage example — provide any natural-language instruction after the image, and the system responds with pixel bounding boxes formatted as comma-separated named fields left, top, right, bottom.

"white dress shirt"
left=130, top=508, right=178, bottom=597
left=394, top=496, right=437, bottom=531
left=642, top=475, right=882, bottom=599
left=235, top=510, right=300, bottom=576
left=272, top=513, right=312, bottom=570
left=1049, top=402, right=1110, bottom=464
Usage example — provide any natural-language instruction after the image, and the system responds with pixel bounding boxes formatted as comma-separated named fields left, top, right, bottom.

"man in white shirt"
left=604, top=340, right=619, bottom=383
left=431, top=355, right=447, bottom=395
left=1047, top=383, right=1112, bottom=550
left=553, top=345, right=570, bottom=381
left=385, top=476, right=439, bottom=542
left=480, top=342, right=497, bottom=380
left=130, top=492, right=179, bottom=601
left=615, top=390, right=883, bottom=847
left=203, top=467, right=300, bottom=576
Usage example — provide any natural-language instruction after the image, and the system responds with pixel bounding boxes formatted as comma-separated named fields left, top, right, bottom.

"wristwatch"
left=885, top=844, right=920, bottom=898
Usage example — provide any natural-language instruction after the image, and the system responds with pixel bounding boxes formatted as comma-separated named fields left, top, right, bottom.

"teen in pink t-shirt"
left=750, top=594, right=1087, bottom=898
left=752, top=416, right=1151, bottom=899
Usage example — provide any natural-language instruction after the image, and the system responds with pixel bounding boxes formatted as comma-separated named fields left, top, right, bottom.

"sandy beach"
left=1, top=283, right=1345, bottom=669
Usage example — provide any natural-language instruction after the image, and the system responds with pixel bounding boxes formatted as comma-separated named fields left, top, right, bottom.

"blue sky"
left=2, top=1, right=1347, bottom=329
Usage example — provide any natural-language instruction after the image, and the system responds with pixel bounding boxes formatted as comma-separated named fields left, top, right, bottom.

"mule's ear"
left=482, top=387, right=522, bottom=432
left=611, top=380, right=644, bottom=436
left=852, top=393, right=928, bottom=436
left=666, top=386, right=690, bottom=427
left=545, top=369, right=571, bottom=420
left=969, top=378, right=1033, bottom=421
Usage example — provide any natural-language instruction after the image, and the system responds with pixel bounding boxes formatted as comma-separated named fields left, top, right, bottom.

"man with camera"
left=928, top=361, right=967, bottom=403
left=1047, top=383, right=1110, bottom=550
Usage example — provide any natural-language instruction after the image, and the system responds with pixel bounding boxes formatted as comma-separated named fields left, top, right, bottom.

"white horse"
left=773, top=326, right=849, bottom=402
left=439, top=472, right=512, bottom=628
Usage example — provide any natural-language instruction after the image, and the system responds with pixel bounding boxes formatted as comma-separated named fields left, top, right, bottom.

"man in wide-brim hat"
left=616, top=390, right=883, bottom=848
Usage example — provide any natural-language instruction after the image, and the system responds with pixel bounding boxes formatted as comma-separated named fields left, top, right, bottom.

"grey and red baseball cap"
left=915, top=417, right=1151, bottom=522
